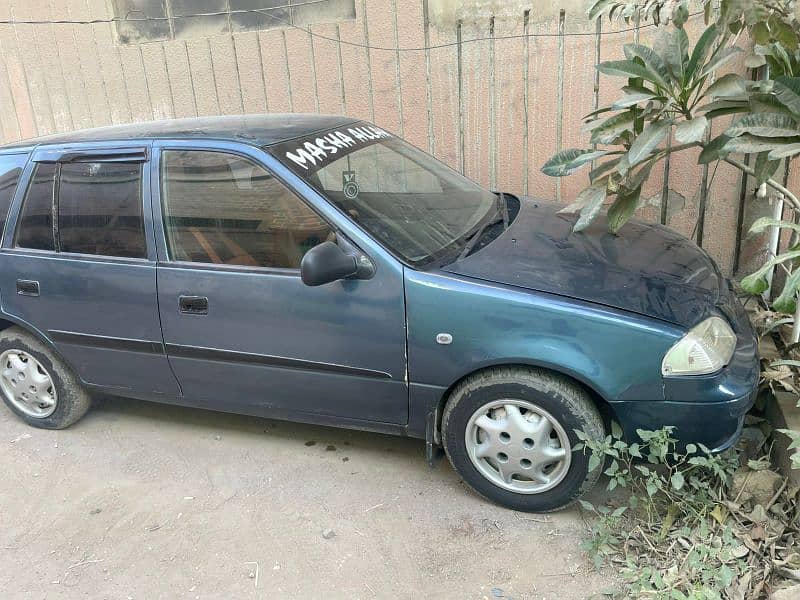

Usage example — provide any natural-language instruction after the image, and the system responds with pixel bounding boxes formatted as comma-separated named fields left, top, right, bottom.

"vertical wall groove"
left=360, top=0, right=375, bottom=122
left=422, top=0, right=434, bottom=154
left=488, top=16, right=496, bottom=190
left=555, top=9, right=565, bottom=202
left=456, top=20, right=465, bottom=174
left=522, top=9, right=530, bottom=195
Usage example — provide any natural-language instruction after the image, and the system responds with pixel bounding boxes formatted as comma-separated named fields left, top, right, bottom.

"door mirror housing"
left=301, top=241, right=359, bottom=286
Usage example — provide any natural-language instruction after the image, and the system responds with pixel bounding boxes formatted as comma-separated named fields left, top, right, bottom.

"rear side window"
left=0, top=153, right=28, bottom=240
left=15, top=160, right=147, bottom=258
left=16, top=162, right=56, bottom=251
left=58, top=162, right=146, bottom=258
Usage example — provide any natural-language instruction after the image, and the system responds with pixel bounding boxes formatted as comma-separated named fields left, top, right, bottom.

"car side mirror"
left=301, top=241, right=359, bottom=286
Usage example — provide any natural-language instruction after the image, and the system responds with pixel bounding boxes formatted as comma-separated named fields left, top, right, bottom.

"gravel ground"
left=0, top=396, right=615, bottom=599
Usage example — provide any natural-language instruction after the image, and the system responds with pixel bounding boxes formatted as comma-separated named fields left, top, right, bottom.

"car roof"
left=0, top=114, right=360, bottom=151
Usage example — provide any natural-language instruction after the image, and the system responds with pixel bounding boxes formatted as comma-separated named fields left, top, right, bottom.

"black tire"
left=441, top=367, right=605, bottom=512
left=0, top=326, right=91, bottom=429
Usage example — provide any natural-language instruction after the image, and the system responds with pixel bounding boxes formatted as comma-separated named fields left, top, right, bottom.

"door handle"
left=179, top=295, right=208, bottom=315
left=16, top=280, right=40, bottom=297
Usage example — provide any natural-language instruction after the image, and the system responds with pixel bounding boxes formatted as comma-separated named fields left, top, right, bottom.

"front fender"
left=404, top=270, right=682, bottom=405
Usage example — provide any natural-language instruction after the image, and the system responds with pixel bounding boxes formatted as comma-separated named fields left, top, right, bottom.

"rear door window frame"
left=3, top=142, right=157, bottom=264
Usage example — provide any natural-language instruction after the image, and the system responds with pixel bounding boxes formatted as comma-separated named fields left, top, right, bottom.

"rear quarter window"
left=0, top=153, right=29, bottom=241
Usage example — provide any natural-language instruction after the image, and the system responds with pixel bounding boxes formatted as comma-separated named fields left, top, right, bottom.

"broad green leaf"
left=697, top=99, right=749, bottom=114
left=768, top=143, right=800, bottom=160
left=703, top=73, right=746, bottom=99
left=773, top=268, right=800, bottom=313
left=590, top=112, right=636, bottom=145
left=589, top=156, right=623, bottom=182
left=741, top=249, right=800, bottom=294
left=673, top=2, right=689, bottom=27
left=541, top=148, right=608, bottom=177
left=612, top=90, right=656, bottom=109
left=751, top=21, right=770, bottom=45
left=774, top=77, right=800, bottom=116
left=587, top=0, right=616, bottom=21
left=559, top=180, right=608, bottom=233
left=686, top=25, right=719, bottom=82
left=700, top=46, right=743, bottom=77
left=607, top=185, right=642, bottom=234
left=750, top=217, right=800, bottom=236
left=627, top=120, right=669, bottom=166
left=723, top=134, right=800, bottom=155
left=753, top=152, right=781, bottom=184
left=588, top=452, right=602, bottom=472
left=670, top=471, right=685, bottom=491
left=598, top=60, right=666, bottom=89
left=745, top=53, right=767, bottom=69
left=664, top=27, right=689, bottom=83
left=698, top=134, right=731, bottom=164
left=705, top=106, right=752, bottom=121
left=726, top=113, right=800, bottom=138
left=751, top=93, right=798, bottom=118
left=623, top=44, right=672, bottom=89
left=674, top=116, right=707, bottom=143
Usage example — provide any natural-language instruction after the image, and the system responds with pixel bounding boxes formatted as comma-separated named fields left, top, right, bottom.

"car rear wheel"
left=0, top=327, right=91, bottom=429
left=441, top=367, right=605, bottom=512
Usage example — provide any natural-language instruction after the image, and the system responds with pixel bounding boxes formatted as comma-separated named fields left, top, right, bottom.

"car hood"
left=441, top=197, right=724, bottom=327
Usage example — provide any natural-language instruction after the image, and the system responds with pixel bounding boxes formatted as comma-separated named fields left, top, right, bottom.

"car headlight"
left=661, top=316, right=736, bottom=376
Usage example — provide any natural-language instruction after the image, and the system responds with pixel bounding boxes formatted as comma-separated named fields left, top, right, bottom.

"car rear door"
left=151, top=140, right=408, bottom=424
left=0, top=143, right=181, bottom=398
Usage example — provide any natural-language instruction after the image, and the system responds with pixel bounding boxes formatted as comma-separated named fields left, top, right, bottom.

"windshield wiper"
left=497, top=191, right=509, bottom=229
left=456, top=193, right=511, bottom=261
left=457, top=214, right=504, bottom=261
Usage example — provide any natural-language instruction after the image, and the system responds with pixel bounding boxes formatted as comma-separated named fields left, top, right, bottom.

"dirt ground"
left=0, top=396, right=616, bottom=599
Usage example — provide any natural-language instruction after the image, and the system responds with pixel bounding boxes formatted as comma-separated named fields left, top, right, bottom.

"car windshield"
left=267, top=122, right=499, bottom=266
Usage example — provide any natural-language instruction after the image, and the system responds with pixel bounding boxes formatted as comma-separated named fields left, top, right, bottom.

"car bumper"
left=611, top=288, right=759, bottom=452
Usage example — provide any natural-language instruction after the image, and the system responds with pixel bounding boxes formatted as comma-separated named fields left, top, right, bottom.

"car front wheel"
left=441, top=367, right=605, bottom=512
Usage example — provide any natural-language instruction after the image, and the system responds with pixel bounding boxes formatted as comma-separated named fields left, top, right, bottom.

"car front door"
left=151, top=141, right=408, bottom=424
left=0, top=144, right=181, bottom=398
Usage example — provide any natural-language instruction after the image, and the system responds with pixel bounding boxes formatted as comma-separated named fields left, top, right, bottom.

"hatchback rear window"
left=0, top=153, right=28, bottom=241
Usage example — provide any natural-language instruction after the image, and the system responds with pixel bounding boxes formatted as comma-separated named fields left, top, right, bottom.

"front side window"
left=161, top=150, right=332, bottom=269
left=0, top=153, right=28, bottom=240
left=15, top=160, right=147, bottom=258
left=267, top=122, right=499, bottom=266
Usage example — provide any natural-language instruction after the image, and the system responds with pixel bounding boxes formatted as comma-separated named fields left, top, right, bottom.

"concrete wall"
left=0, top=0, right=781, bottom=276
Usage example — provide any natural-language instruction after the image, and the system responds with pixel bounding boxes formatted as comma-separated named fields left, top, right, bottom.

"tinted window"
left=0, top=153, right=28, bottom=241
left=16, top=162, right=56, bottom=251
left=58, top=162, right=146, bottom=258
left=161, top=150, right=332, bottom=268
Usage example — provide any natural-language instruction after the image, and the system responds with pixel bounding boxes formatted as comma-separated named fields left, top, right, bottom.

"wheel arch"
left=0, top=314, right=74, bottom=372
left=434, top=361, right=617, bottom=442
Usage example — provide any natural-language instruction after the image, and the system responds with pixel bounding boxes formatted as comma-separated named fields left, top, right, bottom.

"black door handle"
left=179, top=295, right=208, bottom=315
left=16, top=280, right=40, bottom=297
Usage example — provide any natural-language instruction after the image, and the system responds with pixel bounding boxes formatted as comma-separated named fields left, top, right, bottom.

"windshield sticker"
left=279, top=125, right=392, bottom=173
left=342, top=170, right=360, bottom=199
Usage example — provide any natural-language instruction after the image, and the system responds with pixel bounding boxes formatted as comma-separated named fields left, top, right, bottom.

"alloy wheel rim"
left=0, top=349, right=57, bottom=418
left=464, top=399, right=571, bottom=494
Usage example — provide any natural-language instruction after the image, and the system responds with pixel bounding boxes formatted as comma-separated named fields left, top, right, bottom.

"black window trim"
left=156, top=146, right=347, bottom=276
left=11, top=152, right=151, bottom=263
